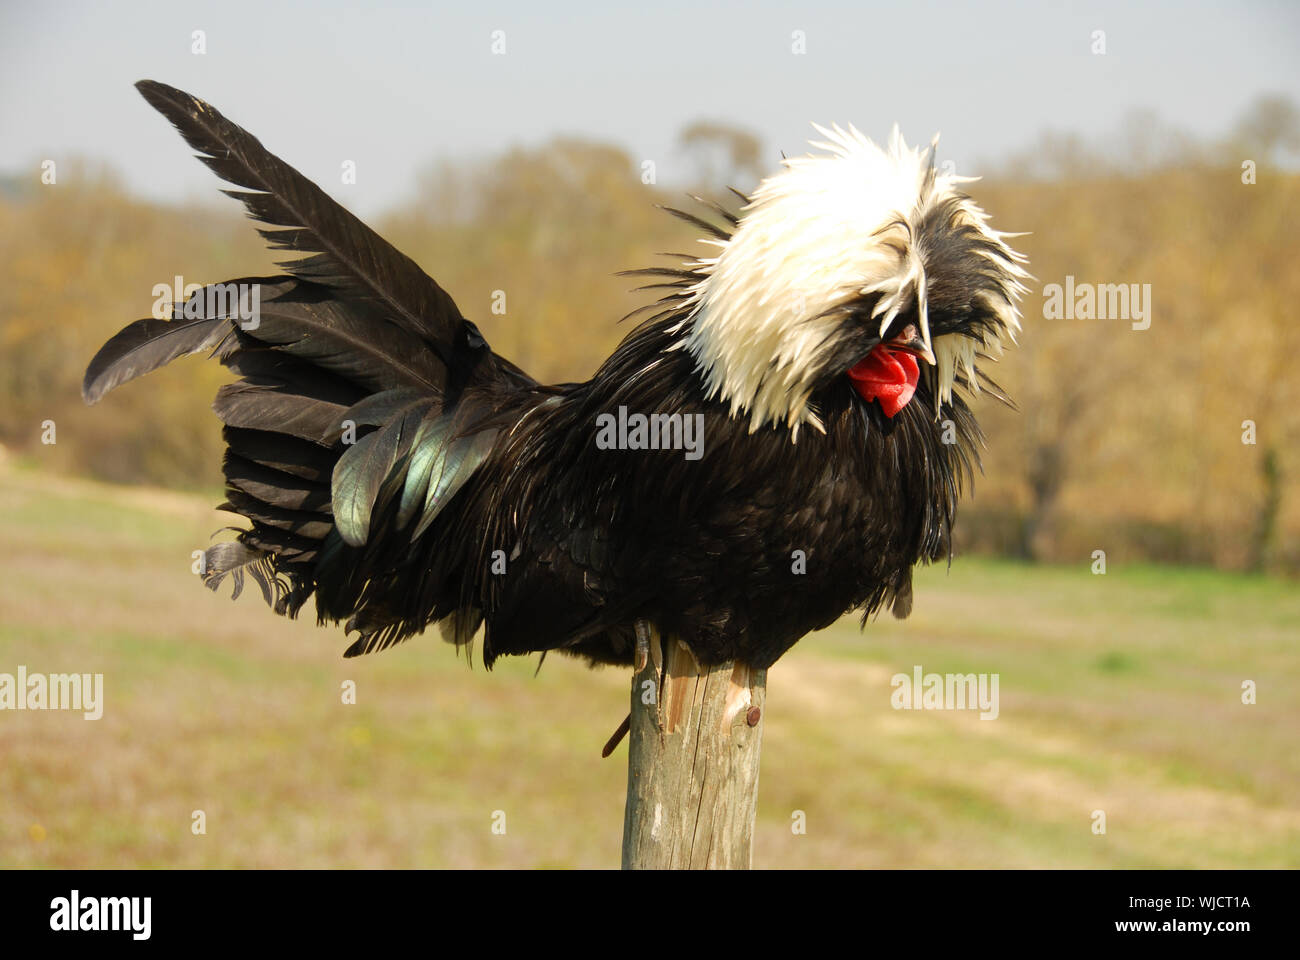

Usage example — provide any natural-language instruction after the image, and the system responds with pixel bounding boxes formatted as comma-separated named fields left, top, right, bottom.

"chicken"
left=84, top=81, right=1028, bottom=670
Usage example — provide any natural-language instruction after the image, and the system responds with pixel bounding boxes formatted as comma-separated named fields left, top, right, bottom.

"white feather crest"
left=674, top=123, right=1028, bottom=434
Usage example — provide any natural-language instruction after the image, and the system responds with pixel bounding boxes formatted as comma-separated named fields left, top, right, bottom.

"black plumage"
left=84, top=83, right=1026, bottom=670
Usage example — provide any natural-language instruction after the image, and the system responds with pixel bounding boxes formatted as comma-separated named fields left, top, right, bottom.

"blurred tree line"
left=1, top=98, right=1295, bottom=573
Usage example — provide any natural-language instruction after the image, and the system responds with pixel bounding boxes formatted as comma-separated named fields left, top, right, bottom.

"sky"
left=1, top=0, right=1297, bottom=216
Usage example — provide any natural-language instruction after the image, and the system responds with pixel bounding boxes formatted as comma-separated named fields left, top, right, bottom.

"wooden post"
left=621, top=620, right=767, bottom=869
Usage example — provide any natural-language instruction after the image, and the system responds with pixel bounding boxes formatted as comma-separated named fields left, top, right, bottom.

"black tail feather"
left=81, top=276, right=290, bottom=404
left=213, top=379, right=354, bottom=446
left=134, top=79, right=467, bottom=362
left=222, top=427, right=336, bottom=482
left=222, top=453, right=332, bottom=514
left=202, top=540, right=281, bottom=607
left=86, top=81, right=525, bottom=662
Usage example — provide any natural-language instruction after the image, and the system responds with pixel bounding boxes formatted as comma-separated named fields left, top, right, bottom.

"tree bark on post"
left=621, top=620, right=767, bottom=869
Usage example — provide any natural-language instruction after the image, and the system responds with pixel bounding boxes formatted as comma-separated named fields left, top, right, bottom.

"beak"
left=887, top=324, right=936, bottom=366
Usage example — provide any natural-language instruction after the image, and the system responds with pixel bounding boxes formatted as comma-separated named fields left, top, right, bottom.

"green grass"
left=1, top=462, right=1297, bottom=868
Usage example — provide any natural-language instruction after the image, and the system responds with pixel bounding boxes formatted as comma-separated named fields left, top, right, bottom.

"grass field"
left=1, top=460, right=1297, bottom=868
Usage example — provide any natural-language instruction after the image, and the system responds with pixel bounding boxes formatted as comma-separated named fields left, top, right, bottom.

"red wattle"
left=847, top=346, right=920, bottom=417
